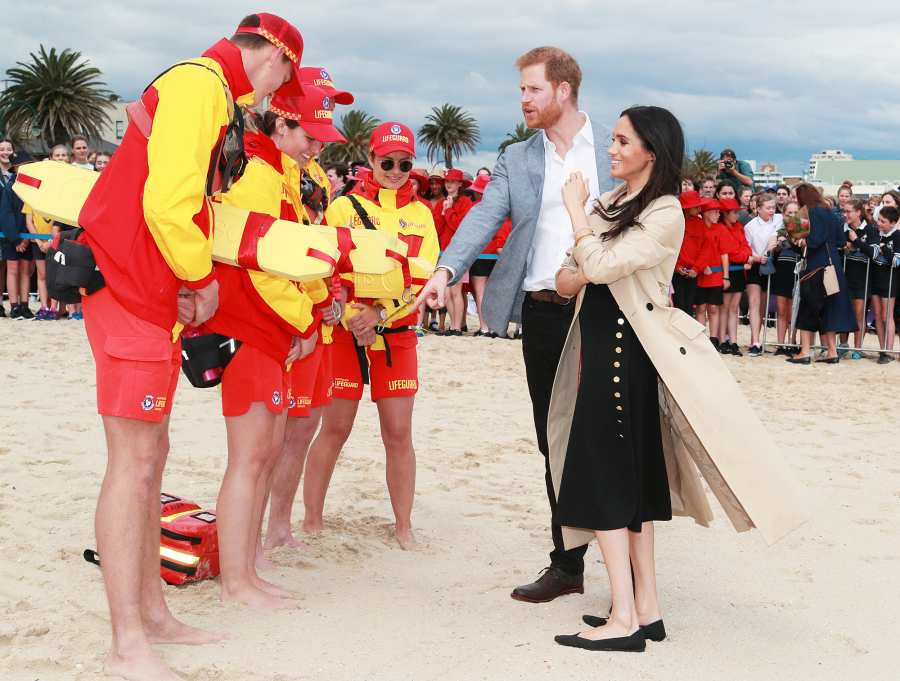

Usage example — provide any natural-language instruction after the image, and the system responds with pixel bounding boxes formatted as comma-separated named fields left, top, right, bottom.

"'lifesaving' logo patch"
left=390, top=124, right=402, bottom=135
left=141, top=395, right=154, bottom=411
left=272, top=391, right=282, bottom=407
left=320, top=68, right=330, bottom=80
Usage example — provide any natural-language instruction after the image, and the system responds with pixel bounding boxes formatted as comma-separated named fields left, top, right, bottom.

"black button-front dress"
left=555, top=283, right=672, bottom=533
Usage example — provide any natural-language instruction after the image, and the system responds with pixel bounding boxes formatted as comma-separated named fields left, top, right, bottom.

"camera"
left=722, top=159, right=735, bottom=171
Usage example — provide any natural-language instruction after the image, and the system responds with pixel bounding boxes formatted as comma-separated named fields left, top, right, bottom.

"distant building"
left=753, top=162, right=784, bottom=189
left=807, top=149, right=853, bottom=178
left=2, top=98, right=129, bottom=156
left=811, top=159, right=900, bottom=198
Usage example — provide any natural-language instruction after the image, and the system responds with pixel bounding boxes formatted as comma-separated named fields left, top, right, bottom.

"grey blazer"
left=438, top=118, right=612, bottom=331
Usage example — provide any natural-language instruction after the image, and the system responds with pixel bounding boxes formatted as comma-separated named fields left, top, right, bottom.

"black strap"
left=352, top=335, right=370, bottom=385
left=375, top=326, right=415, bottom=368
left=347, top=196, right=378, bottom=230
left=83, top=549, right=101, bottom=567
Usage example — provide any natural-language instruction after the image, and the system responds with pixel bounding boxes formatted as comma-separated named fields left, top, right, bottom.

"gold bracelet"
left=574, top=231, right=593, bottom=246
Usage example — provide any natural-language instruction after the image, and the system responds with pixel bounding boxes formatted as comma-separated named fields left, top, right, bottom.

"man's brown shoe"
left=510, top=567, right=584, bottom=603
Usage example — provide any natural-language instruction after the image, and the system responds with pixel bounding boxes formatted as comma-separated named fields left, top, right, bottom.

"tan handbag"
left=823, top=243, right=840, bottom=296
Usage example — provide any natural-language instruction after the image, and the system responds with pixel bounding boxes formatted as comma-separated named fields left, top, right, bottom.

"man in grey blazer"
left=418, top=46, right=612, bottom=603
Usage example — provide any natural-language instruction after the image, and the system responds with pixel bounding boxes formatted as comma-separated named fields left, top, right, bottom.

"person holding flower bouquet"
left=787, top=184, right=855, bottom=364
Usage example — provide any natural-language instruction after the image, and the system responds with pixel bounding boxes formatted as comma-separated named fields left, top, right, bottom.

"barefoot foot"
left=145, top=615, right=226, bottom=645
left=221, top=584, right=298, bottom=610
left=263, top=529, right=310, bottom=551
left=395, top=526, right=416, bottom=550
left=251, top=574, right=294, bottom=599
left=300, top=518, right=323, bottom=535
left=104, top=649, right=179, bottom=681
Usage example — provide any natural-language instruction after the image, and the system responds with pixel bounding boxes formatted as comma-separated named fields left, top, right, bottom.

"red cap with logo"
left=369, top=122, right=416, bottom=157
left=299, top=66, right=354, bottom=105
left=234, top=13, right=304, bottom=96
left=269, top=84, right=346, bottom=143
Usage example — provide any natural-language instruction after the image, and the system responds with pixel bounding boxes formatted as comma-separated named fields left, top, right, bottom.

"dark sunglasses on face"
left=380, top=158, right=413, bottom=173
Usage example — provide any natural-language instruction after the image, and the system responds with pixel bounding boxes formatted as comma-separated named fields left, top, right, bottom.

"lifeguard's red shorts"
left=220, top=343, right=288, bottom=417
left=330, top=326, right=418, bottom=402
left=287, top=342, right=334, bottom=417
left=83, top=288, right=180, bottom=423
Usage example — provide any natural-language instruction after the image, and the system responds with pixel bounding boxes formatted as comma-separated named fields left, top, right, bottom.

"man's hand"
left=177, top=287, right=197, bottom=325
left=347, top=303, right=379, bottom=335
left=191, top=279, right=219, bottom=325
left=285, top=337, right=303, bottom=366
left=416, top=268, right=450, bottom=310
left=322, top=299, right=344, bottom=326
left=353, top=327, right=377, bottom=347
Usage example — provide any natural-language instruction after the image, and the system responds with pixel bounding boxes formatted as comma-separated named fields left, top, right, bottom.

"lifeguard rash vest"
left=79, top=39, right=255, bottom=338
left=325, top=180, right=439, bottom=352
left=204, top=129, right=319, bottom=363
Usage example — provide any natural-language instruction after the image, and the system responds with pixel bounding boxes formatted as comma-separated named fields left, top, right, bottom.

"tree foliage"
left=418, top=103, right=480, bottom=169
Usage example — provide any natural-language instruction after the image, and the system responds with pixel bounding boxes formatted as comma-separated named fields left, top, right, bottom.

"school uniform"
left=843, top=220, right=877, bottom=300
left=864, top=226, right=900, bottom=298
left=721, top=221, right=751, bottom=293
left=673, top=214, right=705, bottom=312
left=695, top=222, right=728, bottom=306
left=743, top=214, right=782, bottom=287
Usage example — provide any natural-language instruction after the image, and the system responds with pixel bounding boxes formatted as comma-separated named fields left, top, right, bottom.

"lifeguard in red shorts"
left=201, top=83, right=345, bottom=610
left=76, top=13, right=304, bottom=681
left=301, top=122, right=439, bottom=549
left=264, top=66, right=354, bottom=550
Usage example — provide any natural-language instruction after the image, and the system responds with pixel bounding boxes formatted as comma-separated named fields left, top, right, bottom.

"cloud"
left=2, top=1, right=899, bottom=175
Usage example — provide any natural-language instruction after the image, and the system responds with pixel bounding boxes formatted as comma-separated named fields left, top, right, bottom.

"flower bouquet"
left=782, top=206, right=810, bottom=241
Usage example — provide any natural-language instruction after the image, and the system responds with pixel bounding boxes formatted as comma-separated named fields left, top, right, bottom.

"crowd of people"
left=676, top=161, right=900, bottom=364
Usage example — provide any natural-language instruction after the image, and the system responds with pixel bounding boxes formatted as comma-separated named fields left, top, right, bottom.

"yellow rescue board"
left=342, top=256, right=435, bottom=300
left=11, top=161, right=424, bottom=294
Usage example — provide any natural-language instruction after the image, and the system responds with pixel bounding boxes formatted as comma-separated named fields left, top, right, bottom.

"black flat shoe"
left=815, top=356, right=840, bottom=364
left=554, top=629, right=646, bottom=652
left=581, top=616, right=667, bottom=642
left=786, top=356, right=811, bottom=364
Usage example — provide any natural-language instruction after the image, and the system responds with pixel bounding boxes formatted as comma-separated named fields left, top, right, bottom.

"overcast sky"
left=3, top=1, right=899, bottom=174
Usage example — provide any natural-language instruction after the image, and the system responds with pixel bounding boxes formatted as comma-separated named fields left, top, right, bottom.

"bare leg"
left=265, top=409, right=322, bottom=549
left=471, top=275, right=489, bottom=332
left=97, top=416, right=180, bottom=681
left=376, top=396, right=416, bottom=549
left=580, top=529, right=639, bottom=640
left=629, top=523, right=662, bottom=625
left=218, top=403, right=292, bottom=609
left=822, top=332, right=838, bottom=359
left=35, top=259, right=49, bottom=309
left=6, top=260, right=20, bottom=305
left=302, top=398, right=359, bottom=533
left=707, top=304, right=721, bottom=340
left=798, top=329, right=814, bottom=357
left=447, top=283, right=464, bottom=331
left=852, top=299, right=865, bottom=349
left=872, top=296, right=885, bottom=349
left=886, top=299, right=897, bottom=350
left=694, top=303, right=707, bottom=328
left=775, top=296, right=791, bottom=345
left=19, top=261, right=32, bottom=305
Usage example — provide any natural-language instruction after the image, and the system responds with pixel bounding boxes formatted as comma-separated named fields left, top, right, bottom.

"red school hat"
left=443, top=168, right=472, bottom=188
left=718, top=197, right=741, bottom=212
left=679, top=190, right=704, bottom=210
left=700, top=198, right=722, bottom=213
left=370, top=122, right=416, bottom=157
left=269, top=84, right=347, bottom=143
left=299, top=66, right=354, bottom=105
left=234, top=13, right=304, bottom=96
left=469, top=173, right=491, bottom=194
left=409, top=168, right=431, bottom=194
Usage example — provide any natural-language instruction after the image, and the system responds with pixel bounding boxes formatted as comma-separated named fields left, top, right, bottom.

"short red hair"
left=515, top=46, right=582, bottom=100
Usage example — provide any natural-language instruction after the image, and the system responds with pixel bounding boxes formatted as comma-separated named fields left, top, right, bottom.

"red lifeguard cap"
left=235, top=13, right=304, bottom=96
left=269, top=84, right=347, bottom=143
left=370, top=122, right=416, bottom=157
left=299, top=66, right=354, bottom=105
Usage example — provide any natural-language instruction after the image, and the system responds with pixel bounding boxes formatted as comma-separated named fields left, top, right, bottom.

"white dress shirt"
left=743, top=214, right=783, bottom=257
left=523, top=112, right=600, bottom=292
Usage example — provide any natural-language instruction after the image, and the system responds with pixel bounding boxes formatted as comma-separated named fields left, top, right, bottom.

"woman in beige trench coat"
left=549, top=107, right=808, bottom=653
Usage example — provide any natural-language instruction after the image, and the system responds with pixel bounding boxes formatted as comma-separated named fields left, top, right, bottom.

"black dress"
left=555, top=284, right=672, bottom=533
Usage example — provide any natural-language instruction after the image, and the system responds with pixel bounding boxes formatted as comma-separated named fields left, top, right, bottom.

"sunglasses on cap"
left=379, top=158, right=413, bottom=173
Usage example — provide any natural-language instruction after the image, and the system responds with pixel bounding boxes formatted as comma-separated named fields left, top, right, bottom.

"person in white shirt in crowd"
left=742, top=192, right=782, bottom=356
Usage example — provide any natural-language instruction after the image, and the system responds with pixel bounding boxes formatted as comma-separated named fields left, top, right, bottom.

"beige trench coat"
left=548, top=186, right=809, bottom=549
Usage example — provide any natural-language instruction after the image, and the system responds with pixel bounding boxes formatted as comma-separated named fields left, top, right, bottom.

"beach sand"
left=0, top=318, right=896, bottom=680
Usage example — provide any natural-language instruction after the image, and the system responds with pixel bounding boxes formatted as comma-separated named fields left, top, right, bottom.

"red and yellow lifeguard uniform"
left=78, top=39, right=256, bottom=422
left=286, top=155, right=337, bottom=417
left=204, top=129, right=319, bottom=417
left=326, top=180, right=439, bottom=402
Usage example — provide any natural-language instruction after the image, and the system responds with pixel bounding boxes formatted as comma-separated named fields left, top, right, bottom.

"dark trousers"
left=672, top=273, right=696, bottom=315
left=521, top=295, right=588, bottom=576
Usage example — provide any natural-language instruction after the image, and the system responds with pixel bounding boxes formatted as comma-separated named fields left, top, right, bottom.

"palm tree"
left=684, top=148, right=718, bottom=180
left=498, top=122, right=538, bottom=155
left=0, top=45, right=113, bottom=148
left=418, top=104, right=480, bottom=169
left=318, top=109, right=380, bottom=166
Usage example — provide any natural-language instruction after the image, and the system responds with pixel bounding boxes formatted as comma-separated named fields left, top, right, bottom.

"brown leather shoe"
left=510, top=567, right=584, bottom=603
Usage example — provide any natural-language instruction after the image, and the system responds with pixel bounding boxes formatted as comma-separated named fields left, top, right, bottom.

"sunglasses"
left=379, top=158, right=413, bottom=173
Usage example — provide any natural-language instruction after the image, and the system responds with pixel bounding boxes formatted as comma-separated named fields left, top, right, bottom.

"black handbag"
left=45, top=228, right=105, bottom=303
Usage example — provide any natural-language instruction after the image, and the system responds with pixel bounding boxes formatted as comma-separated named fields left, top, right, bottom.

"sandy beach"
left=0, top=318, right=896, bottom=681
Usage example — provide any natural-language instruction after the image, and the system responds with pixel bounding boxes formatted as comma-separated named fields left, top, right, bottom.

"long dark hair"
left=794, top=183, right=826, bottom=210
left=595, top=106, right=684, bottom=241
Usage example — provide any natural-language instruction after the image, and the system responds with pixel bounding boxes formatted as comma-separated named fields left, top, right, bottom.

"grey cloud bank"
left=4, top=1, right=899, bottom=174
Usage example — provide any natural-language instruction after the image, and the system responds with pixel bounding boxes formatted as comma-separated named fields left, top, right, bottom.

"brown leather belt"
left=528, top=289, right=573, bottom=306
